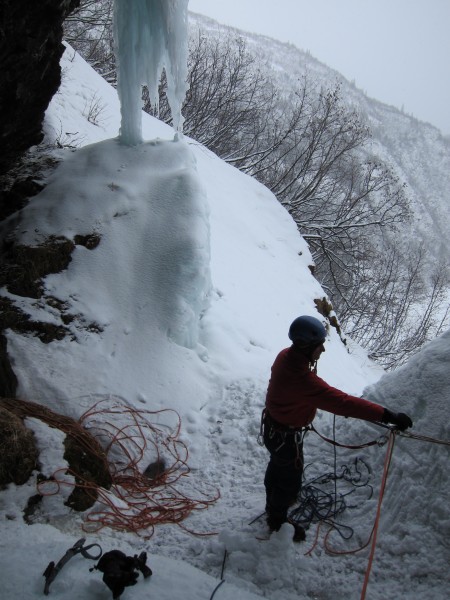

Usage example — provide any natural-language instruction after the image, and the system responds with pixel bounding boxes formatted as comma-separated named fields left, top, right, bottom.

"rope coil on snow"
left=303, top=422, right=449, bottom=549
left=299, top=429, right=396, bottom=579
left=301, top=431, right=397, bottom=599
left=37, top=398, right=220, bottom=537
left=289, top=457, right=373, bottom=538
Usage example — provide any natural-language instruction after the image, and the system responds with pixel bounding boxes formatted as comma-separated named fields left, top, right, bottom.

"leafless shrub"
left=63, top=9, right=449, bottom=368
left=83, top=92, right=107, bottom=126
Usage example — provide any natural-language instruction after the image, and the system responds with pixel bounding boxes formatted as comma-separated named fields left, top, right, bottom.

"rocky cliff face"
left=0, top=0, right=80, bottom=396
left=0, top=0, right=80, bottom=180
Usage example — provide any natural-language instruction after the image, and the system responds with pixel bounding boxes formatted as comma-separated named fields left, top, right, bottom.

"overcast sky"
left=188, top=0, right=450, bottom=135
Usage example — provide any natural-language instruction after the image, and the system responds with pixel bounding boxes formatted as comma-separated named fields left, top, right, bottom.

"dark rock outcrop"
left=0, top=0, right=81, bottom=395
left=0, top=0, right=81, bottom=178
left=0, top=334, right=18, bottom=397
left=0, top=405, right=38, bottom=486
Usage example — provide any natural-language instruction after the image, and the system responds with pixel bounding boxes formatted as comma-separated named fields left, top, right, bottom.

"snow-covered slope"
left=0, top=45, right=448, bottom=600
left=5, top=45, right=378, bottom=419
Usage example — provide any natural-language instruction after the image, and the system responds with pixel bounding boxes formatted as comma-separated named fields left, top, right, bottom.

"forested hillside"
left=64, top=4, right=450, bottom=368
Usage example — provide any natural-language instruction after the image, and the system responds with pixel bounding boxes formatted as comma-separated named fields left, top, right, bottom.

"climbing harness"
left=258, top=408, right=309, bottom=467
left=258, top=408, right=310, bottom=440
left=43, top=537, right=102, bottom=594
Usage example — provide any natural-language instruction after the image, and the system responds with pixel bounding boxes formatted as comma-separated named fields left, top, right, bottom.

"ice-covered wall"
left=114, top=0, right=189, bottom=144
left=362, top=329, right=450, bottom=579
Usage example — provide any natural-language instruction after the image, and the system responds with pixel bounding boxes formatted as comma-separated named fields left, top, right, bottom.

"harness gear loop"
left=294, top=430, right=304, bottom=468
left=260, top=409, right=309, bottom=468
left=259, top=409, right=310, bottom=438
left=275, top=435, right=286, bottom=452
left=257, top=408, right=266, bottom=446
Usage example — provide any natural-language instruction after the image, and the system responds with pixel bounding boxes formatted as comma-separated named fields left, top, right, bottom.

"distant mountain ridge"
left=190, top=12, right=450, bottom=264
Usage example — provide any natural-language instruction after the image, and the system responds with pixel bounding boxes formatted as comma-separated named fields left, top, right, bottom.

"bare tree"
left=64, top=0, right=116, bottom=83
left=142, top=32, right=277, bottom=162
left=335, top=242, right=450, bottom=368
left=64, top=12, right=448, bottom=368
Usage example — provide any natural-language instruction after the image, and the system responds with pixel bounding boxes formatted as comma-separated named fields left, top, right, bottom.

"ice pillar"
left=114, top=0, right=189, bottom=144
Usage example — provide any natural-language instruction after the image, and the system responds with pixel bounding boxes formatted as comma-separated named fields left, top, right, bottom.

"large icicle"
left=114, top=0, right=189, bottom=144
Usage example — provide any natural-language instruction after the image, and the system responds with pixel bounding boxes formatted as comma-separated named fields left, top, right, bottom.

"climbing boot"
left=291, top=522, right=306, bottom=542
left=266, top=514, right=283, bottom=532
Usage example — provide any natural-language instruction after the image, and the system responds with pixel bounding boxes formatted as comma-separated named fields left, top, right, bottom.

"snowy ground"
left=0, top=45, right=449, bottom=600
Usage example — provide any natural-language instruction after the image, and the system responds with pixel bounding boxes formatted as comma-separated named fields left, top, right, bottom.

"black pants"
left=263, top=420, right=304, bottom=527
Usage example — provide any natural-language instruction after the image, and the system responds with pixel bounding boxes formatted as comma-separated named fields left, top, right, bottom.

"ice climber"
left=262, top=315, right=413, bottom=542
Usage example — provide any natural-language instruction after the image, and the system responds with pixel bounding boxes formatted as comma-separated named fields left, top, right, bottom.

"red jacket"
left=265, top=347, right=384, bottom=428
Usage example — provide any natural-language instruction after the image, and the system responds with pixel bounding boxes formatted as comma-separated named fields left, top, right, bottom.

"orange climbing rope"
left=300, top=429, right=396, bottom=600
left=38, top=398, right=219, bottom=538
left=304, top=425, right=448, bottom=599
left=359, top=429, right=396, bottom=599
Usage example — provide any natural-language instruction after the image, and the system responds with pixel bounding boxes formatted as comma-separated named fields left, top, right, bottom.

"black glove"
left=382, top=409, right=413, bottom=431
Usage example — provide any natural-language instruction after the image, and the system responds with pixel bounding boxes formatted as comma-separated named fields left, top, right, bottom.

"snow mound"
left=360, top=330, right=450, bottom=596
left=365, top=328, right=450, bottom=440
left=0, top=521, right=265, bottom=600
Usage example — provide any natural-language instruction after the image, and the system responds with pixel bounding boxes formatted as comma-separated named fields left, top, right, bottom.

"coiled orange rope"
left=38, top=398, right=220, bottom=538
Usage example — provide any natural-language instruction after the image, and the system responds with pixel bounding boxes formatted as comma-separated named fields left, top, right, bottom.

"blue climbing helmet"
left=288, top=315, right=326, bottom=347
